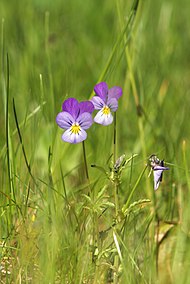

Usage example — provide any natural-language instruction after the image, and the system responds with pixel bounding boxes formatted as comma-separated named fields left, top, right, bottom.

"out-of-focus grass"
left=0, top=0, right=190, bottom=283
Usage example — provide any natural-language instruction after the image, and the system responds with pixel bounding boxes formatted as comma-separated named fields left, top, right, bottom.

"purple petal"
left=91, top=96, right=105, bottom=110
left=154, top=166, right=169, bottom=171
left=94, top=109, right=113, bottom=126
left=76, top=112, right=93, bottom=129
left=107, top=98, right=118, bottom=112
left=108, top=86, right=122, bottom=100
left=94, top=82, right=108, bottom=102
left=56, top=112, right=74, bottom=129
left=154, top=170, right=163, bottom=190
left=62, top=98, right=79, bottom=119
left=153, top=167, right=169, bottom=190
left=79, top=101, right=94, bottom=114
left=62, top=128, right=87, bottom=144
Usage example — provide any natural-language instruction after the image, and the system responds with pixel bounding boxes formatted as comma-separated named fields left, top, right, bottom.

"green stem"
left=152, top=188, right=160, bottom=277
left=82, top=141, right=97, bottom=265
left=124, top=165, right=148, bottom=209
left=113, top=112, right=117, bottom=164
left=82, top=140, right=89, bottom=183
left=114, top=183, right=119, bottom=220
left=182, top=140, right=190, bottom=191
left=113, top=113, right=119, bottom=218
left=155, top=216, right=160, bottom=277
left=5, top=54, right=11, bottom=195
left=113, top=113, right=119, bottom=282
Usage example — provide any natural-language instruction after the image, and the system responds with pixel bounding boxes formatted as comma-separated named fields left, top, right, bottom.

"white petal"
left=94, top=109, right=113, bottom=126
left=62, top=128, right=87, bottom=144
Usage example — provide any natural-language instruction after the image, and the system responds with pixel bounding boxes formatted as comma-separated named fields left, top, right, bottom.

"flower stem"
left=113, top=112, right=117, bottom=165
left=82, top=140, right=90, bottom=183
left=82, top=141, right=97, bottom=265
left=153, top=191, right=160, bottom=277
left=113, top=112, right=119, bottom=218
left=112, top=112, right=120, bottom=283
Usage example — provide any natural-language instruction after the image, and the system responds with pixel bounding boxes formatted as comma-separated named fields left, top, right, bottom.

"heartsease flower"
left=149, top=154, right=169, bottom=190
left=91, top=82, right=122, bottom=126
left=153, top=162, right=169, bottom=190
left=56, top=98, right=94, bottom=144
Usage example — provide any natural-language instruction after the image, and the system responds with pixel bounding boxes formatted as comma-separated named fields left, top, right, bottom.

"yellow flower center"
left=102, top=106, right=110, bottom=115
left=71, top=123, right=81, bottom=134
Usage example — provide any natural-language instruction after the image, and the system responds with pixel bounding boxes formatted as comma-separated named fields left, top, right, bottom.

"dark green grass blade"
left=12, top=98, right=31, bottom=176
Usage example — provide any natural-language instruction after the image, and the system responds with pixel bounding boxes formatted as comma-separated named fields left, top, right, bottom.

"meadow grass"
left=0, top=0, right=190, bottom=283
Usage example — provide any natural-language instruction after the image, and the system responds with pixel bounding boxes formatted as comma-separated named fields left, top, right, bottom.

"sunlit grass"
left=0, top=0, right=190, bottom=283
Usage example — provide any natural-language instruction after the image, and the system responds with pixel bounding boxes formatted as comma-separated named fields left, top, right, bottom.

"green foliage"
left=0, top=0, right=190, bottom=283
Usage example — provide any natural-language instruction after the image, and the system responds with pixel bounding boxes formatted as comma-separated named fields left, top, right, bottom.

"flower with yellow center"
left=71, top=123, right=81, bottom=134
left=56, top=98, right=94, bottom=144
left=102, top=106, right=110, bottom=115
left=91, top=82, right=122, bottom=126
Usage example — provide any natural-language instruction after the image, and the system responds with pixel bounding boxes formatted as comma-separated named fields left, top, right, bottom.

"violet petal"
left=153, top=167, right=169, bottom=190
left=79, top=101, right=94, bottom=114
left=91, top=96, right=105, bottom=110
left=107, top=98, right=118, bottom=112
left=154, top=170, right=163, bottom=190
left=56, top=112, right=74, bottom=129
left=94, top=82, right=108, bottom=102
left=62, top=98, right=79, bottom=119
left=108, top=86, right=122, bottom=100
left=76, top=112, right=93, bottom=130
left=153, top=166, right=169, bottom=171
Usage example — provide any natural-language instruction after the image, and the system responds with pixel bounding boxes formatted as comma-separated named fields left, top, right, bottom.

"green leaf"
left=122, top=199, right=151, bottom=216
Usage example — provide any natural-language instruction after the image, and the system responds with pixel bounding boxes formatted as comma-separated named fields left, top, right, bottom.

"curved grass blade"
left=89, top=0, right=140, bottom=98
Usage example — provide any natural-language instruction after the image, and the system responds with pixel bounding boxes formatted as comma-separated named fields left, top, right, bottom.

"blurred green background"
left=0, top=0, right=190, bottom=283
left=0, top=0, right=189, bottom=163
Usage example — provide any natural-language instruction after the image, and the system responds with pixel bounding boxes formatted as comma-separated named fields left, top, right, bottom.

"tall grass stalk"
left=113, top=112, right=119, bottom=220
left=45, top=11, right=54, bottom=118
left=112, top=112, right=120, bottom=284
left=82, top=140, right=90, bottom=185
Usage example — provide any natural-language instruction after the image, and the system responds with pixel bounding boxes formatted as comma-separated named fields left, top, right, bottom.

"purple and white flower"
left=149, top=155, right=169, bottom=190
left=91, top=82, right=122, bottom=126
left=153, top=162, right=169, bottom=190
left=56, top=98, right=94, bottom=144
